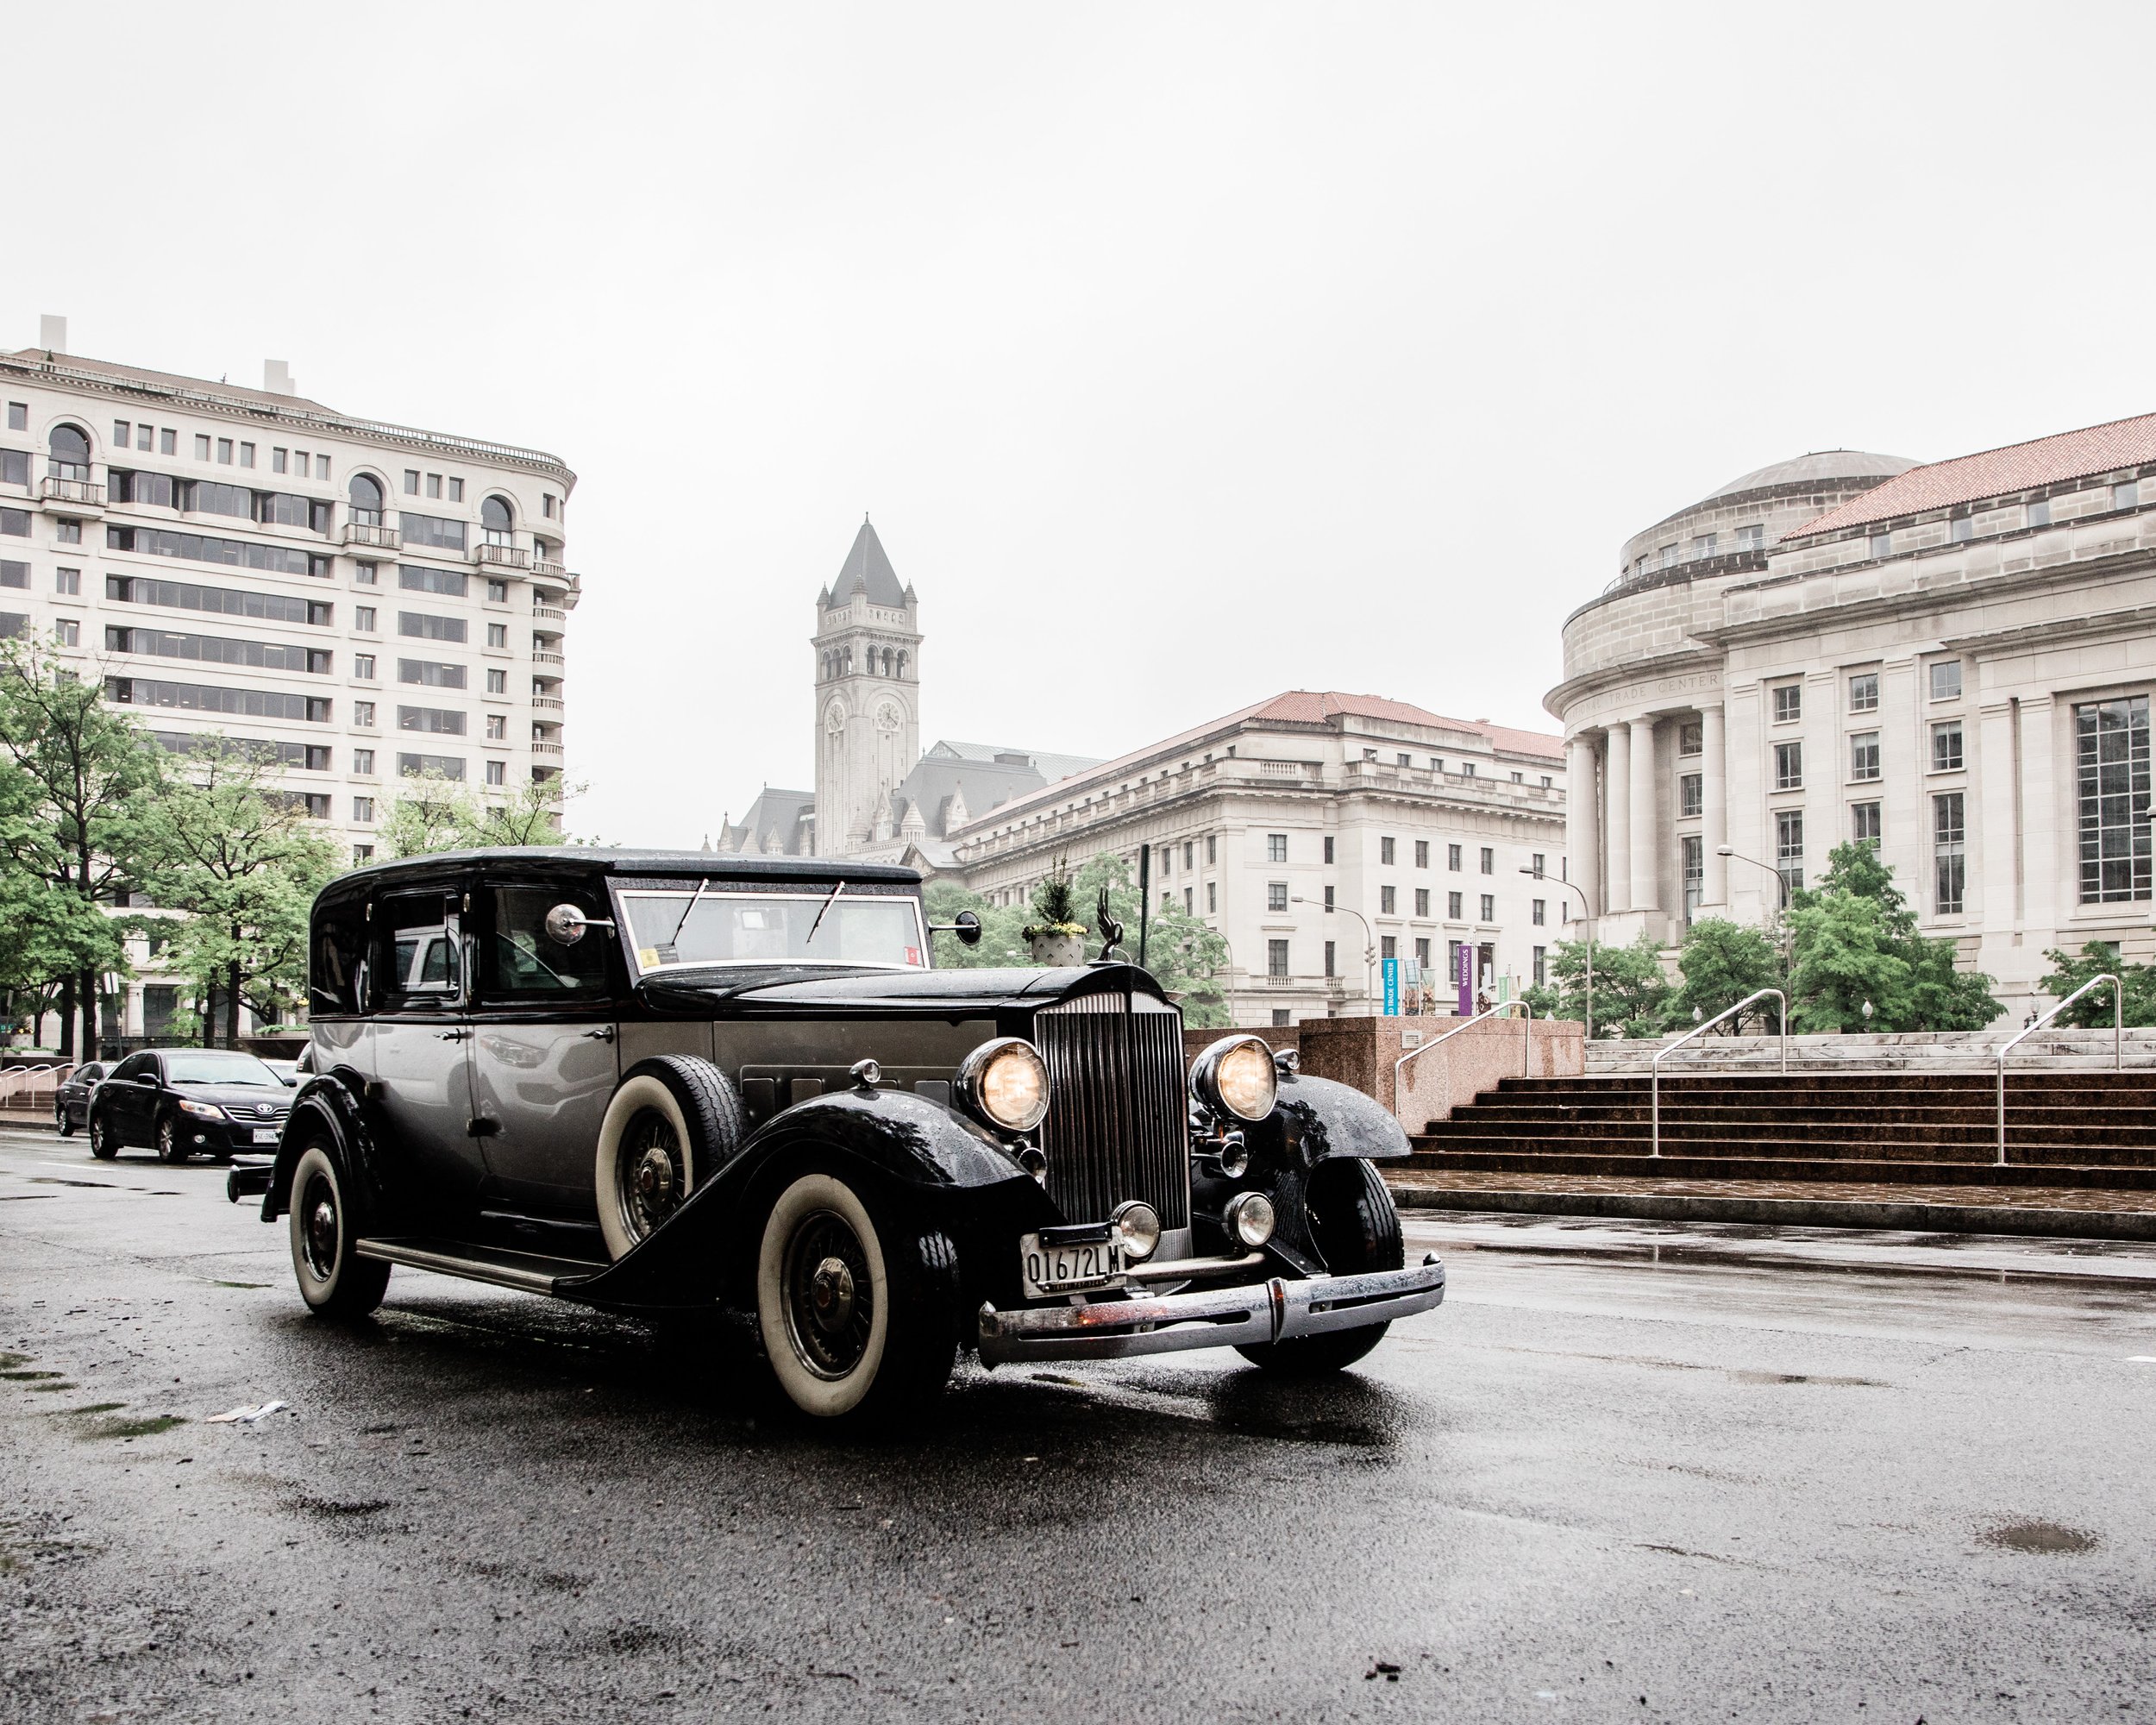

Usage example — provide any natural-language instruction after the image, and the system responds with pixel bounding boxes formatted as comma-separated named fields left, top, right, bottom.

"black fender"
left=562, top=1085, right=1056, bottom=1312
left=1193, top=1071, right=1409, bottom=1269
left=262, top=1069, right=395, bottom=1226
left=1271, top=1072, right=1413, bottom=1165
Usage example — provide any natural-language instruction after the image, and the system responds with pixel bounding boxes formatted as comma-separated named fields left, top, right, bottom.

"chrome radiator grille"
left=1033, top=998, right=1189, bottom=1229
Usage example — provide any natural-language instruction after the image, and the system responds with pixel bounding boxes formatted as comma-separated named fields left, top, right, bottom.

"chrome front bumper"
left=976, top=1254, right=1445, bottom=1364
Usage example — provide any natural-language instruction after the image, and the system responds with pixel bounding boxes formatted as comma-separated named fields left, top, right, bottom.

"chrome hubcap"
left=783, top=1210, right=873, bottom=1380
left=807, top=1255, right=856, bottom=1335
left=617, top=1113, right=686, bottom=1241
left=301, top=1180, right=339, bottom=1280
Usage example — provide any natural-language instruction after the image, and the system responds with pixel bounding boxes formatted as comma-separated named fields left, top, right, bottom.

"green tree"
left=0, top=644, right=161, bottom=1057
left=1521, top=929, right=1671, bottom=1036
left=1785, top=841, right=2000, bottom=1032
left=130, top=738, right=342, bottom=1044
left=1664, top=916, right=1784, bottom=1033
left=0, top=756, right=120, bottom=1039
left=1070, top=851, right=1231, bottom=1027
left=379, top=771, right=576, bottom=857
left=2038, top=941, right=2156, bottom=1027
left=922, top=879, right=1033, bottom=970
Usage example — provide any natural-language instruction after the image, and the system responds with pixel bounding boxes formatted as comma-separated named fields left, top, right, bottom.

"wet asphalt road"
left=3, top=1122, right=2153, bottom=1724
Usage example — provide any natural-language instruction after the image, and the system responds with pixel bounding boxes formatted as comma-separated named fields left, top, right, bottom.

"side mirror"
left=544, top=904, right=617, bottom=946
left=926, top=910, right=984, bottom=946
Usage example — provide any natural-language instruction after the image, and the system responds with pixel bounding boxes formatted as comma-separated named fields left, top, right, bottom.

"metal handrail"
left=1394, top=1000, right=1532, bottom=1107
left=1652, top=988, right=1787, bottom=1157
left=1996, top=973, right=2119, bottom=1165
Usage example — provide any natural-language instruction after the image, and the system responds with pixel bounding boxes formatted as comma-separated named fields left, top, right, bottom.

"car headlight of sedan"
left=1188, top=1034, right=1278, bottom=1123
left=177, top=1099, right=224, bottom=1120
left=955, top=1037, right=1051, bottom=1134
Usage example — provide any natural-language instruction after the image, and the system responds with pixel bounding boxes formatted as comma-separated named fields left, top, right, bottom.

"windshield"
left=164, top=1051, right=280, bottom=1087
left=619, top=889, right=927, bottom=973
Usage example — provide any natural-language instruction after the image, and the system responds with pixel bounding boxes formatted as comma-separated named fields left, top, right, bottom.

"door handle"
left=583, top=1026, right=617, bottom=1043
left=437, top=1028, right=471, bottom=1042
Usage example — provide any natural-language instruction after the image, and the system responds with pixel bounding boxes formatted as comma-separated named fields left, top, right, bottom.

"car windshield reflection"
left=164, top=1051, right=281, bottom=1087
left=619, top=890, right=928, bottom=974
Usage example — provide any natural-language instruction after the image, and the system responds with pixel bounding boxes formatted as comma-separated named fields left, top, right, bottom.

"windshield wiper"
left=669, top=877, right=713, bottom=947
left=805, top=880, right=846, bottom=946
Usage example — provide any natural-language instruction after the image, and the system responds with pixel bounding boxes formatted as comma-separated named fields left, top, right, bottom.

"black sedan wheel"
left=288, top=1144, right=391, bottom=1319
left=155, top=1113, right=190, bottom=1165
left=55, top=1101, right=73, bottom=1138
left=87, top=1108, right=118, bottom=1161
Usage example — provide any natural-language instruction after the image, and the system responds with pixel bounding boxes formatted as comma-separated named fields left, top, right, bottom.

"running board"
left=354, top=1236, right=605, bottom=1296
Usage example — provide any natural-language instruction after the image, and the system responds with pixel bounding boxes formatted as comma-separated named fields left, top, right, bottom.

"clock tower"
left=812, top=517, right=921, bottom=855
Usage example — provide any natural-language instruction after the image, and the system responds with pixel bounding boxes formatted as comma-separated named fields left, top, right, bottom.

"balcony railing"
left=40, top=475, right=103, bottom=511
left=475, top=542, right=531, bottom=569
left=532, top=695, right=564, bottom=712
left=531, top=740, right=564, bottom=757
left=533, top=650, right=565, bottom=667
left=342, top=520, right=398, bottom=549
left=531, top=558, right=567, bottom=581
left=533, top=605, right=567, bottom=622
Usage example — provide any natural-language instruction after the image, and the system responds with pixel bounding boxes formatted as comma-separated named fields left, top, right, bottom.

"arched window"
left=896, top=651, right=908, bottom=681
left=348, top=474, right=385, bottom=526
left=48, top=423, right=91, bottom=480
left=481, top=495, right=514, bottom=546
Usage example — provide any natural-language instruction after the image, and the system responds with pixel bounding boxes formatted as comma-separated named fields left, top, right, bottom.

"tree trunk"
left=78, top=965, right=99, bottom=1063
left=57, top=975, right=75, bottom=1060
left=225, top=957, right=243, bottom=1047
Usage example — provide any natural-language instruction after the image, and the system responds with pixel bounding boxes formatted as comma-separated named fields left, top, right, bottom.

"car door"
left=367, top=884, right=486, bottom=1210
left=467, top=878, right=619, bottom=1217
left=103, top=1052, right=156, bottom=1144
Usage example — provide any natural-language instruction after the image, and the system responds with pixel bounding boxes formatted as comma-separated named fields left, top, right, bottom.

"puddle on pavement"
left=285, top=1493, right=394, bottom=1520
left=210, top=1280, right=271, bottom=1289
left=1984, top=1520, right=2097, bottom=1554
left=70, top=1412, right=186, bottom=1440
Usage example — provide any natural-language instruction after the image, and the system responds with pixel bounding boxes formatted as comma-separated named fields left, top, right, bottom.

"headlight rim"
left=1224, top=1190, right=1277, bottom=1249
left=954, top=1036, right=1051, bottom=1135
left=1189, top=1033, right=1280, bottom=1124
left=1111, top=1198, right=1162, bottom=1263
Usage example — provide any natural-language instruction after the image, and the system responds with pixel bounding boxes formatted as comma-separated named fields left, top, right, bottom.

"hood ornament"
left=1094, top=887, right=1125, bottom=962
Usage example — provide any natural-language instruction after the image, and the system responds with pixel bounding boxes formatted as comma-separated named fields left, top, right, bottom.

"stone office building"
left=1548, top=414, right=2156, bottom=1016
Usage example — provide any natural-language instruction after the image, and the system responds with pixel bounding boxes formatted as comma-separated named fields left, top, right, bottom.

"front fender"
left=263, top=1070, right=385, bottom=1223
left=1263, top=1072, right=1413, bottom=1167
left=1193, top=1073, right=1409, bottom=1269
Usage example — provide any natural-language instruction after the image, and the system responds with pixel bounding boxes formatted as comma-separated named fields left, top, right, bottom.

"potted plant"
left=1022, top=856, right=1088, bottom=967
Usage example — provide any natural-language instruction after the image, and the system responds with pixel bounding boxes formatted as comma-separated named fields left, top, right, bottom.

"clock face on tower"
left=874, top=700, right=902, bottom=736
left=823, top=698, right=847, bottom=738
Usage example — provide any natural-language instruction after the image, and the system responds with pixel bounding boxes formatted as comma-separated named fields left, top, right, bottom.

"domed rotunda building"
left=1546, top=414, right=2156, bottom=1014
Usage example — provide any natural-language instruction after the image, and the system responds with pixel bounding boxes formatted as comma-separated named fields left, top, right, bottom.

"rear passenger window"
left=378, top=890, right=462, bottom=1007
left=485, top=884, right=611, bottom=998
left=310, top=894, right=372, bottom=1014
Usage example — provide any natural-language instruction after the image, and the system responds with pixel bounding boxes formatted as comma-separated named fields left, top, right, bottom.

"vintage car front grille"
left=1033, top=994, right=1189, bottom=1229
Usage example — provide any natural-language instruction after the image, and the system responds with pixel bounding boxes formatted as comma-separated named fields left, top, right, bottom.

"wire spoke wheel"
left=614, top=1109, right=689, bottom=1244
left=781, top=1208, right=874, bottom=1381
left=298, top=1167, right=341, bottom=1283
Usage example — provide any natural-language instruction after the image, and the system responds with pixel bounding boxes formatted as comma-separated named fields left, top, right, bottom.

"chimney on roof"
left=264, top=360, right=296, bottom=396
left=38, top=315, right=65, bottom=354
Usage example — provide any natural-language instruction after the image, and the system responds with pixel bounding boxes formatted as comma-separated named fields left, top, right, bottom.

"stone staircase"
left=1409, top=1070, right=2156, bottom=1191
left=1584, top=1029, right=2156, bottom=1074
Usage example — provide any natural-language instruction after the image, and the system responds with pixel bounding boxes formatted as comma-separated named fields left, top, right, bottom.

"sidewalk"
left=1388, top=1165, right=2156, bottom=1241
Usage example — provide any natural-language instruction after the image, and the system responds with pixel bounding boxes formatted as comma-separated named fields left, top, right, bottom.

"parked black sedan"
left=53, top=1061, right=108, bottom=1136
left=88, top=1049, right=296, bottom=1163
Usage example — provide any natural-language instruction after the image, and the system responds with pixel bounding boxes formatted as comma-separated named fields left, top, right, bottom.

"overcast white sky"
left=7, top=3, right=2153, bottom=844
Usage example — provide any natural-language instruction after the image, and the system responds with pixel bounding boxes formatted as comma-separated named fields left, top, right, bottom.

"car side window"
left=377, top=889, right=463, bottom=1007
left=485, top=884, right=611, bottom=999
left=109, top=1053, right=150, bottom=1082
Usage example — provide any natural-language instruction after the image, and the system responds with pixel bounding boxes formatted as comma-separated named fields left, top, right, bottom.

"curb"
left=1385, top=1182, right=2156, bottom=1242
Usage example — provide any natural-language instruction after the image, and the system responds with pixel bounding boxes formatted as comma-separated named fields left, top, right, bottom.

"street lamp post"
left=1522, top=869, right=1594, bottom=1041
left=1291, top=897, right=1376, bottom=1013
left=1716, top=843, right=1793, bottom=984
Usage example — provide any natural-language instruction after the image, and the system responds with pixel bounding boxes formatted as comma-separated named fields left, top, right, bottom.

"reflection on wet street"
left=3, top=1125, right=2151, bottom=1722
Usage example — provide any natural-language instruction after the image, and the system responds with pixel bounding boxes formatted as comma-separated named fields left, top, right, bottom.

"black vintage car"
left=89, top=1048, right=296, bottom=1161
left=235, top=849, right=1445, bottom=1422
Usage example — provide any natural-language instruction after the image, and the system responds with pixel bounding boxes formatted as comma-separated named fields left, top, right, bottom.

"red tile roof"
left=1789, top=411, right=2156, bottom=539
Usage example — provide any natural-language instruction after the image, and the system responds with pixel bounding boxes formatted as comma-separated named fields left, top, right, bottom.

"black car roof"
left=318, top=848, right=920, bottom=906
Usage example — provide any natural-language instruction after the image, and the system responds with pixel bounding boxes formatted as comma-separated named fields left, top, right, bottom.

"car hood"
left=172, top=1082, right=293, bottom=1112
left=640, top=961, right=1171, bottom=1016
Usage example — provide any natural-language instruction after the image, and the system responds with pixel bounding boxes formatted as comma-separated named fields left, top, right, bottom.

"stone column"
left=1701, top=704, right=1728, bottom=909
left=1628, top=717, right=1659, bottom=913
left=1603, top=720, right=1632, bottom=913
left=1567, top=736, right=1601, bottom=922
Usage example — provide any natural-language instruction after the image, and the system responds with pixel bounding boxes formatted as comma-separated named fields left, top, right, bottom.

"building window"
left=1934, top=791, right=1966, bottom=914
left=353, top=844, right=373, bottom=864
left=1182, top=841, right=1194, bottom=869
left=486, top=668, right=507, bottom=694
left=1678, top=719, right=1702, bottom=756
left=5, top=403, right=22, bottom=430
left=2028, top=499, right=2052, bottom=527
left=1266, top=832, right=1287, bottom=863
left=1870, top=532, right=1892, bottom=558
left=1529, top=853, right=1545, bottom=878
left=354, top=654, right=376, bottom=680
left=1270, top=1009, right=1290, bottom=1027
left=402, top=470, right=420, bottom=494
left=2115, top=481, right=2139, bottom=511
left=56, top=520, right=79, bottom=544
left=1931, top=720, right=1964, bottom=772
left=1950, top=515, right=1974, bottom=543
left=1679, top=772, right=1702, bottom=817
left=1448, top=890, right=1463, bottom=919
left=1381, top=935, right=1397, bottom=961
left=1772, top=683, right=1802, bottom=724
left=1775, top=809, right=1804, bottom=896
left=1682, top=835, right=1702, bottom=925
left=1851, top=732, right=1880, bottom=781
left=1206, top=835, right=1217, bottom=865
left=1380, top=836, right=1395, bottom=865
left=486, top=713, right=507, bottom=740
left=1415, top=937, right=1432, bottom=972
left=1268, top=881, right=1288, bottom=913
left=486, top=578, right=509, bottom=603
left=1183, top=887, right=1194, bottom=913
left=1206, top=881, right=1216, bottom=913
left=1477, top=894, right=1495, bottom=922
left=486, top=623, right=508, bottom=649
left=1323, top=941, right=1336, bottom=978
left=354, top=749, right=374, bottom=775
left=1323, top=885, right=1336, bottom=910
left=1413, top=839, right=1429, bottom=868
left=1852, top=800, right=1881, bottom=845
left=354, top=701, right=375, bottom=727
left=1414, top=888, right=1431, bottom=917
left=54, top=568, right=79, bottom=595
left=1532, top=946, right=1548, bottom=988
left=1380, top=885, right=1396, bottom=914
left=1479, top=846, right=1494, bottom=874
left=1691, top=532, right=1717, bottom=560
left=1849, top=671, right=1878, bottom=712
left=1774, top=740, right=1802, bottom=790
left=1531, top=898, right=1545, bottom=926
left=1267, top=939, right=1289, bottom=979
left=2076, top=695, right=2152, bottom=903
left=53, top=618, right=78, bottom=646
left=1447, top=844, right=1462, bottom=871
left=1930, top=661, right=1962, bottom=701
left=450, top=479, right=467, bottom=504
left=193, top=435, right=211, bottom=461
left=1396, top=752, right=1412, bottom=768
left=353, top=796, right=375, bottom=822
left=355, top=561, right=378, bottom=586
left=486, top=761, right=506, bottom=787
left=354, top=606, right=377, bottom=632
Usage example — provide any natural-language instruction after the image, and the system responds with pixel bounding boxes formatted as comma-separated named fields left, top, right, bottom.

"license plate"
left=252, top=1127, right=280, bottom=1145
left=1020, top=1233, right=1125, bottom=1298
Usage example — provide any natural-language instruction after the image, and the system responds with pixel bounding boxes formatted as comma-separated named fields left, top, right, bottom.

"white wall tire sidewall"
left=290, top=1145, right=350, bottom=1311
left=595, top=1075, right=695, bottom=1262
left=757, top=1173, right=891, bottom=1420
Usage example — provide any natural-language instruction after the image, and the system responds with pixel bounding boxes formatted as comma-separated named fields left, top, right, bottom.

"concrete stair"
left=1409, top=1070, right=2156, bottom=1191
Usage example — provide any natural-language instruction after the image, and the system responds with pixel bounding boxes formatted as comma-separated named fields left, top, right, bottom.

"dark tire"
left=155, top=1112, right=190, bottom=1164
left=594, top=1056, right=745, bottom=1260
left=289, top=1143, right=391, bottom=1319
left=87, top=1107, right=118, bottom=1160
left=755, top=1167, right=957, bottom=1426
left=1235, top=1157, right=1404, bottom=1377
left=55, top=1104, right=74, bottom=1138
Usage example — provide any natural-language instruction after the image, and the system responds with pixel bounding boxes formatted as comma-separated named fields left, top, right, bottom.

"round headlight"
left=1224, top=1190, right=1276, bottom=1248
left=1112, top=1200, right=1162, bottom=1263
left=956, top=1037, right=1050, bottom=1134
left=1190, top=1034, right=1278, bottom=1123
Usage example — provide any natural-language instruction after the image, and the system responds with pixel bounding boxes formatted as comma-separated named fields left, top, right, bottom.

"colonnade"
left=1565, top=705, right=1727, bottom=921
